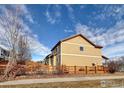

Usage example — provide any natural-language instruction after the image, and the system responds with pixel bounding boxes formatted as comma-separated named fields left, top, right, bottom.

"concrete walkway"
left=1, top=75, right=124, bottom=85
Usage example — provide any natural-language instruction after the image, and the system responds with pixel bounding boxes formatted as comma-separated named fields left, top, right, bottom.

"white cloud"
left=94, top=20, right=124, bottom=46
left=75, top=21, right=124, bottom=47
left=0, top=5, right=34, bottom=24
left=19, top=5, right=34, bottom=24
left=64, top=29, right=73, bottom=33
left=95, top=5, right=124, bottom=21
left=17, top=21, right=51, bottom=57
left=65, top=4, right=73, bottom=13
left=28, top=36, right=50, bottom=57
left=80, top=5, right=85, bottom=9
left=45, top=5, right=61, bottom=24
left=19, top=5, right=34, bottom=23
left=17, top=20, right=51, bottom=59
left=75, top=23, right=94, bottom=38
left=75, top=23, right=105, bottom=45
left=103, top=43, right=124, bottom=58
left=46, top=10, right=56, bottom=24
left=16, top=18, right=50, bottom=58
left=0, top=5, right=50, bottom=61
left=65, top=4, right=75, bottom=22
left=10, top=5, right=34, bottom=24
left=74, top=21, right=124, bottom=58
left=0, top=18, right=50, bottom=59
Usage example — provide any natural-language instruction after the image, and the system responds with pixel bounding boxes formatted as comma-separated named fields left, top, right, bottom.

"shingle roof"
left=51, top=34, right=103, bottom=51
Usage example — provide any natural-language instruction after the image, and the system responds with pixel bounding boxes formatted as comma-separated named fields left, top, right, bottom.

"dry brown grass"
left=0, top=80, right=100, bottom=88
left=0, top=79, right=123, bottom=88
left=14, top=72, right=124, bottom=80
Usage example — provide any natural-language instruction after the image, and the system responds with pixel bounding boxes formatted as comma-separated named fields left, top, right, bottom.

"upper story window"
left=80, top=46, right=84, bottom=51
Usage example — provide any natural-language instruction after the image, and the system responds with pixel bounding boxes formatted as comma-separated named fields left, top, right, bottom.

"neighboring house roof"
left=0, top=44, right=9, bottom=51
left=44, top=53, right=53, bottom=60
left=51, top=34, right=103, bottom=51
left=102, top=55, right=109, bottom=60
left=45, top=54, right=51, bottom=58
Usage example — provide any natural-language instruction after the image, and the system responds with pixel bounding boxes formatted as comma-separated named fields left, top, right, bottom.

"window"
left=80, top=46, right=84, bottom=51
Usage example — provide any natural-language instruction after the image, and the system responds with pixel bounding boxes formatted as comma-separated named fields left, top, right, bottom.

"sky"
left=0, top=4, right=124, bottom=61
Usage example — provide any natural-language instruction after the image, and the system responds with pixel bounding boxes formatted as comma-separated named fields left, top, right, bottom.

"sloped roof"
left=0, top=44, right=9, bottom=51
left=102, top=55, right=109, bottom=60
left=51, top=34, right=103, bottom=51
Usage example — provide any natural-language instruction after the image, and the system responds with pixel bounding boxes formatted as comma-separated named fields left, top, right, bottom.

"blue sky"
left=0, top=4, right=124, bottom=61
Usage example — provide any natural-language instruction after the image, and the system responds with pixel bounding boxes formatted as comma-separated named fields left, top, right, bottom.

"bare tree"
left=108, top=61, right=117, bottom=73
left=18, top=35, right=31, bottom=64
left=0, top=7, right=31, bottom=80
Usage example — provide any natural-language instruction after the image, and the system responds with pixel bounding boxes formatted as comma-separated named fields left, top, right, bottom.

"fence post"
left=61, top=65, right=63, bottom=73
left=48, top=66, right=50, bottom=74
left=95, top=66, right=97, bottom=74
left=85, top=66, right=87, bottom=74
left=74, top=66, right=76, bottom=74
left=103, top=66, right=105, bottom=73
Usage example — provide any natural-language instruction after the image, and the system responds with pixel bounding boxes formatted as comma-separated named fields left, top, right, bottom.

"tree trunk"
left=2, top=50, right=18, bottom=80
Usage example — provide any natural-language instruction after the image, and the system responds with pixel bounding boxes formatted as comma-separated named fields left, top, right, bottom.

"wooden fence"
left=48, top=65, right=108, bottom=74
left=0, top=64, right=108, bottom=75
left=0, top=65, right=6, bottom=75
left=25, top=65, right=108, bottom=75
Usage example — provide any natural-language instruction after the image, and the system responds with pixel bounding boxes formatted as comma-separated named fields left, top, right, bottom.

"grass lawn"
left=0, top=79, right=124, bottom=88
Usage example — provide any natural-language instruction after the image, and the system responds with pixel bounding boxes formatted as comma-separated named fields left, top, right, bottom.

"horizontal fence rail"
left=0, top=64, right=108, bottom=76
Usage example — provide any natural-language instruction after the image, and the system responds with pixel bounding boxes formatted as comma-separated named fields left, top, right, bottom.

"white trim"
left=62, top=53, right=102, bottom=58
left=62, top=42, right=93, bottom=48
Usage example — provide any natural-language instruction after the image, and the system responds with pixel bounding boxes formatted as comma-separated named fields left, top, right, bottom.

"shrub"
left=36, top=71, right=44, bottom=75
left=108, top=62, right=116, bottom=73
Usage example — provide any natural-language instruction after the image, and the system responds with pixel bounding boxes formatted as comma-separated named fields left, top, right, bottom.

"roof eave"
left=102, top=55, right=109, bottom=60
left=51, top=34, right=103, bottom=51
left=51, top=41, right=61, bottom=51
left=95, top=46, right=103, bottom=49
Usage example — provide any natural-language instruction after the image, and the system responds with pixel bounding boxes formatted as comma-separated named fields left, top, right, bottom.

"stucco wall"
left=62, top=55, right=102, bottom=66
left=61, top=36, right=102, bottom=66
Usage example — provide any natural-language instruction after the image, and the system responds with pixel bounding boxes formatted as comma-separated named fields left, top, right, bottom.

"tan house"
left=44, top=34, right=108, bottom=67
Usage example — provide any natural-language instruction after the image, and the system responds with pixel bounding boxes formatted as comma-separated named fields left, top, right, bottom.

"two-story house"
left=44, top=34, right=108, bottom=66
left=0, top=45, right=9, bottom=61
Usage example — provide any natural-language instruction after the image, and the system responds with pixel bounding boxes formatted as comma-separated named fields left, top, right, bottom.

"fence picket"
left=95, top=66, right=97, bottom=74
left=74, top=66, right=76, bottom=74
left=85, top=66, right=88, bottom=74
left=0, top=64, right=108, bottom=76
